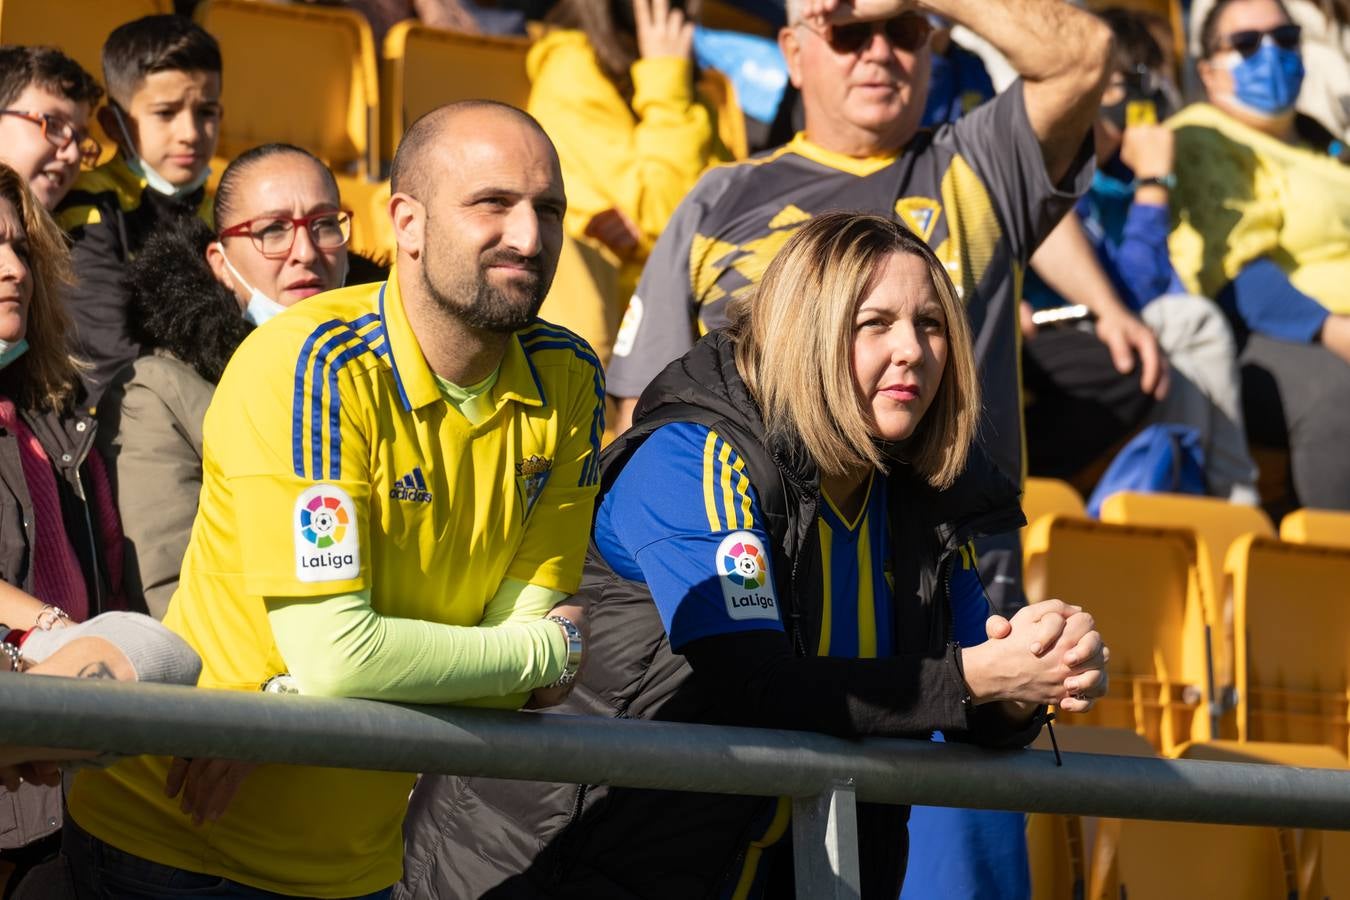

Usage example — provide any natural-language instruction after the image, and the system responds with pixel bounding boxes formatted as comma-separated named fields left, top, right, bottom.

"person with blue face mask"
left=100, top=144, right=351, bottom=619
left=1166, top=0, right=1350, bottom=512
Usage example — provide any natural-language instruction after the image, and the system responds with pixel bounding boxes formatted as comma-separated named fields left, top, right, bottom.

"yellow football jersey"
left=69, top=268, right=603, bottom=897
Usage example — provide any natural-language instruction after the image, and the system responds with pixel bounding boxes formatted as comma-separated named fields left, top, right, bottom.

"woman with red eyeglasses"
left=1167, top=0, right=1350, bottom=512
left=99, top=143, right=352, bottom=619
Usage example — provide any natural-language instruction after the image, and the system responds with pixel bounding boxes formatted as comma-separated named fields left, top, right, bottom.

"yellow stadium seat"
left=1100, top=492, right=1274, bottom=704
left=196, top=0, right=379, bottom=178
left=381, top=22, right=532, bottom=162
left=1027, top=729, right=1155, bottom=900
left=1088, top=817, right=1298, bottom=900
left=1173, top=741, right=1347, bottom=900
left=1020, top=478, right=1086, bottom=553
left=1024, top=516, right=1212, bottom=753
left=0, top=0, right=169, bottom=89
left=1279, top=507, right=1350, bottom=549
left=1227, top=535, right=1350, bottom=756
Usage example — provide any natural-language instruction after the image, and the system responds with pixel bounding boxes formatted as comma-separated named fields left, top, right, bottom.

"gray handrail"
left=4, top=677, right=1349, bottom=897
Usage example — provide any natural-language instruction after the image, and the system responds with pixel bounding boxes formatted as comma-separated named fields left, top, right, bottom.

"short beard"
left=423, top=250, right=548, bottom=335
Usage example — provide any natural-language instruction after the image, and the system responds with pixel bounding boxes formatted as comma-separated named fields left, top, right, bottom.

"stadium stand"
left=702, top=0, right=777, bottom=38
left=1024, top=516, right=1212, bottom=753
left=1279, top=507, right=1350, bottom=548
left=1228, top=535, right=1350, bottom=755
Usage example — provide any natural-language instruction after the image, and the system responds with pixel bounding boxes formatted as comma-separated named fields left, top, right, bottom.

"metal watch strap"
left=547, top=615, right=583, bottom=687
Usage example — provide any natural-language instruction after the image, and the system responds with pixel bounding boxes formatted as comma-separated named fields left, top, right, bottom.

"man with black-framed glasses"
left=0, top=46, right=103, bottom=211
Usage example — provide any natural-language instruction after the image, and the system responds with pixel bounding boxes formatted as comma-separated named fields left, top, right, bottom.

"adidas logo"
left=390, top=466, right=432, bottom=504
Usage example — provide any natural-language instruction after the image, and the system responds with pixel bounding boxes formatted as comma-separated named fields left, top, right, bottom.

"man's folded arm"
left=266, top=578, right=567, bottom=706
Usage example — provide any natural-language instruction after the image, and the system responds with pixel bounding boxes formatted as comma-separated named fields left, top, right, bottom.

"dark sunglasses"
left=805, top=13, right=934, bottom=54
left=1219, top=23, right=1301, bottom=57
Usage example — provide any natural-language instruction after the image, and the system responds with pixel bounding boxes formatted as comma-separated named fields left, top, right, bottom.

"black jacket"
left=398, top=333, right=1038, bottom=900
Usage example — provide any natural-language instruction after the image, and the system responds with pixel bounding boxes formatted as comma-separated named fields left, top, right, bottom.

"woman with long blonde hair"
left=399, top=212, right=1111, bottom=899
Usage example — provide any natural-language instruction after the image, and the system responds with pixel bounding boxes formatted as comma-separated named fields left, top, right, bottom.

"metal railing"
left=4, top=677, right=1350, bottom=898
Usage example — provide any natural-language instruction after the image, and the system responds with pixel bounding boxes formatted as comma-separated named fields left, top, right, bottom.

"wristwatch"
left=547, top=615, right=584, bottom=687
left=1136, top=173, right=1177, bottom=191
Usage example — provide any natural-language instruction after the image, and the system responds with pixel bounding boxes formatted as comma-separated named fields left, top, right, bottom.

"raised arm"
left=803, top=0, right=1113, bottom=183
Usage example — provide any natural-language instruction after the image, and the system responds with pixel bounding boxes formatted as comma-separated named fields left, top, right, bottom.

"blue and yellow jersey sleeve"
left=200, top=305, right=382, bottom=599
left=594, top=421, right=783, bottom=649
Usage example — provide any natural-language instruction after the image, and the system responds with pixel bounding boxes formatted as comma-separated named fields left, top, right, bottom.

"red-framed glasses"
left=802, top=13, right=933, bottom=55
left=0, top=109, right=101, bottom=167
left=218, top=210, right=354, bottom=259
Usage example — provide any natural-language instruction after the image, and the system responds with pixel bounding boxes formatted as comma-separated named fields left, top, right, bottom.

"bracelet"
left=35, top=604, right=70, bottom=631
left=0, top=640, right=21, bottom=673
left=546, top=615, right=583, bottom=688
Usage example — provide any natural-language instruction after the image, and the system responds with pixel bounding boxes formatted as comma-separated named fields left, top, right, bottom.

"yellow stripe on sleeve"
left=730, top=455, right=753, bottom=529
left=816, top=520, right=833, bottom=657
left=718, top=440, right=738, bottom=530
left=702, top=430, right=722, bottom=531
left=857, top=517, right=877, bottom=659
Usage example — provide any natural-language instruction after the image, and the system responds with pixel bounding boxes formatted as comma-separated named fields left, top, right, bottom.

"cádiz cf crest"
left=515, top=455, right=553, bottom=519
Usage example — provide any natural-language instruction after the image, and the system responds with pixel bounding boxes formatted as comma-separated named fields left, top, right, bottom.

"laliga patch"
left=294, top=484, right=360, bottom=583
left=716, top=531, right=778, bottom=621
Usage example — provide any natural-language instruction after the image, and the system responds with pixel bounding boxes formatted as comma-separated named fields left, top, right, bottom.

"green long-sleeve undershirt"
left=266, top=578, right=568, bottom=708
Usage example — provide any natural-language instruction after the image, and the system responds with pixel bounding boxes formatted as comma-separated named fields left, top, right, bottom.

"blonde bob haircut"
left=0, top=163, right=82, bottom=411
left=727, top=212, right=979, bottom=489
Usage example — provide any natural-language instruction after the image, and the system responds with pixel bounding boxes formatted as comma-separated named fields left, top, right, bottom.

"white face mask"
left=111, top=106, right=211, bottom=200
left=216, top=243, right=288, bottom=326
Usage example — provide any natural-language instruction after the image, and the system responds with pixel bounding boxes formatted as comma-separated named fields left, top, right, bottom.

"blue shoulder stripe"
left=291, top=313, right=384, bottom=479
left=518, top=327, right=605, bottom=487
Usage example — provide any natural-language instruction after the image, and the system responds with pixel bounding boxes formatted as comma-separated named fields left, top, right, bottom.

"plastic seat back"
left=196, top=0, right=378, bottom=178
left=1228, top=535, right=1350, bottom=755
left=1279, top=507, right=1350, bottom=549
left=1089, top=818, right=1297, bottom=900
left=381, top=22, right=531, bottom=162
left=1024, top=516, right=1211, bottom=753
left=1101, top=492, right=1274, bottom=704
left=1020, top=478, right=1086, bottom=555
left=0, top=0, right=168, bottom=87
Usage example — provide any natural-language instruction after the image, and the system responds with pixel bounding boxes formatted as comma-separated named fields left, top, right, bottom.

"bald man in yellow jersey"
left=64, top=101, right=602, bottom=899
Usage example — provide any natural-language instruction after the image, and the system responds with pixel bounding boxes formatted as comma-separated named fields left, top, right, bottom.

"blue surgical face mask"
left=0, top=338, right=29, bottom=371
left=1223, top=44, right=1305, bottom=118
left=111, top=107, right=211, bottom=200
left=215, top=243, right=287, bottom=327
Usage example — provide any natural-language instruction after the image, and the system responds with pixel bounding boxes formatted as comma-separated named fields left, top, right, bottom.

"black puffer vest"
left=398, top=333, right=1029, bottom=900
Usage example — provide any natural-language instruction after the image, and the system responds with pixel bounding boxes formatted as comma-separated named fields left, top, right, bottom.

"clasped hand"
left=963, top=599, right=1110, bottom=713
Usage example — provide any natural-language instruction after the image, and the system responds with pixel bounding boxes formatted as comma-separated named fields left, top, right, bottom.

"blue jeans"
left=61, top=818, right=394, bottom=900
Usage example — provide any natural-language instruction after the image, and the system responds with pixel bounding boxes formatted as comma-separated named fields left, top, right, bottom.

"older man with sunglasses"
left=1166, top=0, right=1350, bottom=511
